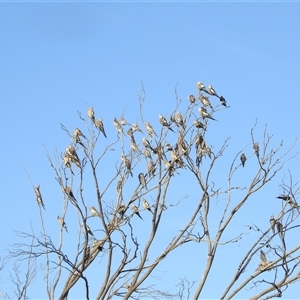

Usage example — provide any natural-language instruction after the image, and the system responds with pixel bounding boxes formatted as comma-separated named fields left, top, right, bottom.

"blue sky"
left=1, top=2, right=300, bottom=299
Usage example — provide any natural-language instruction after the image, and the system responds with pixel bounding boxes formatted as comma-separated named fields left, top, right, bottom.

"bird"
left=269, top=215, right=276, bottom=234
left=142, top=198, right=154, bottom=214
left=176, top=112, right=184, bottom=127
left=120, top=116, right=128, bottom=126
left=121, top=153, right=133, bottom=177
left=93, top=239, right=103, bottom=251
left=84, top=246, right=90, bottom=261
left=64, top=186, right=77, bottom=203
left=188, top=95, right=196, bottom=103
left=277, top=222, right=283, bottom=237
left=88, top=107, right=95, bottom=123
left=90, top=206, right=101, bottom=217
left=144, top=122, right=156, bottom=138
left=66, top=146, right=81, bottom=168
left=34, top=185, right=45, bottom=210
left=57, top=216, right=68, bottom=232
left=63, top=153, right=74, bottom=175
left=198, top=107, right=216, bottom=121
left=159, top=115, right=175, bottom=132
left=127, top=128, right=135, bottom=142
left=197, top=82, right=206, bottom=91
left=193, top=120, right=206, bottom=130
left=165, top=143, right=173, bottom=152
left=204, top=145, right=212, bottom=159
left=207, top=85, right=218, bottom=97
left=142, top=137, right=152, bottom=150
left=131, top=204, right=143, bottom=220
left=253, top=142, right=259, bottom=157
left=199, top=94, right=213, bottom=109
left=95, top=118, right=107, bottom=138
left=73, top=128, right=86, bottom=139
left=116, top=178, right=123, bottom=196
left=117, top=202, right=126, bottom=216
left=240, top=153, right=246, bottom=167
left=138, top=173, right=147, bottom=190
left=277, top=194, right=298, bottom=208
left=144, top=148, right=152, bottom=159
left=131, top=140, right=140, bottom=153
left=113, top=118, right=123, bottom=134
left=85, top=224, right=94, bottom=237
left=219, top=96, right=227, bottom=106
left=147, top=159, right=156, bottom=176
left=132, top=123, right=143, bottom=133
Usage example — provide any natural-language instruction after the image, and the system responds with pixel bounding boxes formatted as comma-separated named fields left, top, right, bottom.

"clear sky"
left=1, top=2, right=300, bottom=299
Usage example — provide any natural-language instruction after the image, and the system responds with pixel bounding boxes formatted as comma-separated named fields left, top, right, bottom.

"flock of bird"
left=33, top=81, right=298, bottom=269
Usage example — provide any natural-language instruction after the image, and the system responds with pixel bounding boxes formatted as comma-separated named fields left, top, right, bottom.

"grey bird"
left=95, top=118, right=107, bottom=138
left=144, top=148, right=152, bottom=159
left=165, top=142, right=173, bottom=152
left=142, top=198, right=154, bottom=214
left=256, top=250, right=271, bottom=271
left=207, top=85, right=218, bottom=97
left=147, top=159, right=156, bottom=176
left=159, top=115, right=175, bottom=132
left=176, top=112, right=184, bottom=128
left=145, top=122, right=156, bottom=138
left=240, top=153, right=246, bottom=167
left=131, top=203, right=143, bottom=220
left=198, top=107, right=216, bottom=121
left=85, top=224, right=94, bottom=237
left=193, top=120, right=206, bottom=130
left=270, top=215, right=276, bottom=234
left=127, top=128, right=135, bottom=142
left=57, top=216, right=68, bottom=232
left=66, top=146, right=81, bottom=168
left=277, top=194, right=298, bottom=208
left=253, top=142, right=259, bottom=157
left=197, top=82, right=206, bottom=91
left=131, top=140, right=140, bottom=153
left=199, top=94, right=213, bottom=109
left=277, top=222, right=283, bottom=236
left=73, top=128, right=86, bottom=139
left=63, top=153, right=74, bottom=175
left=142, top=137, right=152, bottom=150
left=121, top=153, right=133, bottom=177
left=34, top=185, right=45, bottom=210
left=138, top=173, right=147, bottom=190
left=188, top=94, right=196, bottom=103
left=120, top=116, right=128, bottom=126
left=220, top=96, right=227, bottom=106
left=88, top=107, right=95, bottom=123
left=90, top=206, right=101, bottom=217
left=64, top=186, right=77, bottom=203
left=113, top=118, right=123, bottom=134
left=116, top=178, right=123, bottom=196
left=132, top=123, right=143, bottom=133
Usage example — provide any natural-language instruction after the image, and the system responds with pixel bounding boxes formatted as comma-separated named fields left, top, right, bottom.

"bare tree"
left=3, top=82, right=300, bottom=299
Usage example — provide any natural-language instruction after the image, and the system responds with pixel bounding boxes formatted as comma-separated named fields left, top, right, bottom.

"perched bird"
left=188, top=95, right=196, bottom=103
left=138, top=173, right=147, bottom=190
left=220, top=96, right=227, bottom=107
left=197, top=82, right=206, bottom=91
left=199, top=94, right=213, bottom=109
left=66, top=146, right=81, bottom=168
left=277, top=222, right=283, bottom=237
left=73, top=128, right=86, bottom=139
left=113, top=118, right=123, bottom=134
left=63, top=153, right=74, bottom=175
left=57, top=216, right=68, bottom=232
left=121, top=153, right=133, bottom=177
left=198, top=107, right=216, bottom=121
left=159, top=115, right=175, bottom=132
left=132, top=123, right=143, bottom=133
left=142, top=137, right=152, bottom=150
left=90, top=206, right=101, bottom=217
left=127, top=128, right=135, bottom=143
left=240, top=153, right=247, bottom=167
left=165, top=143, right=173, bottom=152
left=204, top=145, right=212, bottom=159
left=147, top=159, right=156, bottom=176
left=85, top=224, right=94, bottom=237
left=74, top=135, right=85, bottom=148
left=116, top=178, right=124, bottom=196
left=269, top=215, right=276, bottom=234
left=64, top=186, right=77, bottom=203
left=277, top=194, right=298, bottom=208
left=144, top=148, right=152, bottom=159
left=253, top=142, right=259, bottom=157
left=207, top=85, right=218, bottom=97
left=176, top=112, right=184, bottom=127
left=34, top=185, right=45, bottom=210
left=142, top=198, right=154, bottom=214
left=193, top=120, right=206, bottom=130
left=120, top=116, right=128, bottom=126
left=88, top=107, right=95, bottom=123
left=144, top=121, right=156, bottom=138
left=258, top=250, right=268, bottom=269
left=131, top=204, right=143, bottom=220
left=95, top=118, right=107, bottom=138
left=117, top=202, right=126, bottom=216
